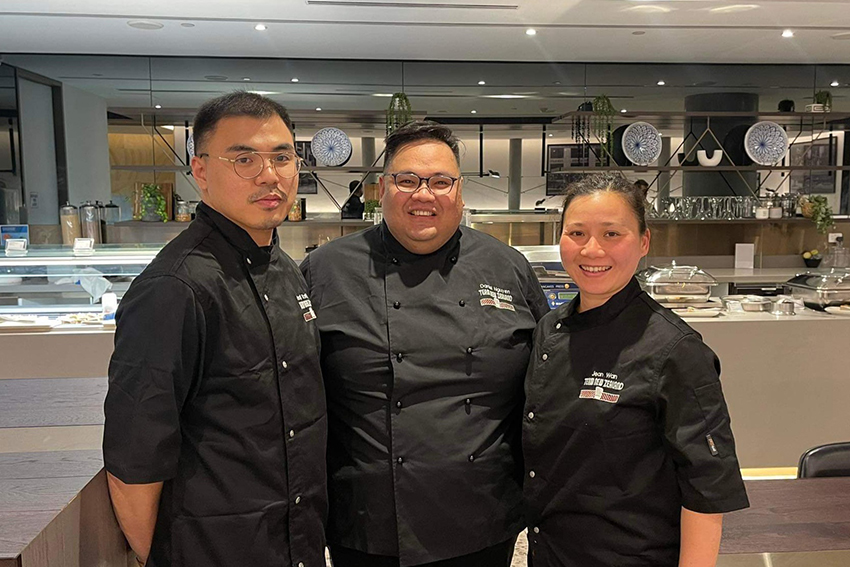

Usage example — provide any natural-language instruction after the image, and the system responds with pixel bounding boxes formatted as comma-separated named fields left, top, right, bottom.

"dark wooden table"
left=721, top=478, right=850, bottom=555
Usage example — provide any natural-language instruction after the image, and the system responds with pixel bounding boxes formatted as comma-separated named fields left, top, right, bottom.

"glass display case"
left=0, top=244, right=160, bottom=316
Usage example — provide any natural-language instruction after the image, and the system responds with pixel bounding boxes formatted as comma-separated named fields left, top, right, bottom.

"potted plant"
left=809, top=90, right=832, bottom=113
left=386, top=93, right=413, bottom=136
left=591, top=95, right=616, bottom=166
left=363, top=199, right=380, bottom=221
left=800, top=195, right=833, bottom=234
left=141, top=183, right=168, bottom=222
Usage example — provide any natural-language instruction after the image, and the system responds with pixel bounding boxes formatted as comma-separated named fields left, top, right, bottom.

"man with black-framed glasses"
left=103, top=91, right=327, bottom=567
left=301, top=121, right=549, bottom=567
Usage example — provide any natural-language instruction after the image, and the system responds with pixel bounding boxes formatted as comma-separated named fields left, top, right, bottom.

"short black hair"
left=383, top=121, right=461, bottom=172
left=560, top=173, right=648, bottom=234
left=192, top=91, right=294, bottom=154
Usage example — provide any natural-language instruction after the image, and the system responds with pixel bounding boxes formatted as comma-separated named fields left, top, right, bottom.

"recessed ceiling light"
left=782, top=29, right=794, bottom=38
left=255, top=24, right=267, bottom=31
left=553, top=81, right=561, bottom=85
left=832, top=32, right=850, bottom=40
left=247, top=90, right=278, bottom=95
left=710, top=4, right=759, bottom=13
left=181, top=22, right=195, bottom=28
left=478, top=80, right=486, bottom=85
left=548, top=133, right=554, bottom=137
left=154, top=104, right=162, bottom=109
left=621, top=109, right=628, bottom=113
left=316, top=107, right=322, bottom=111
left=162, top=125, right=175, bottom=130
left=372, top=93, right=393, bottom=97
left=291, top=78, right=299, bottom=83
left=831, top=80, right=841, bottom=87
left=243, top=77, right=251, bottom=81
left=632, top=30, right=646, bottom=36
left=127, top=20, right=164, bottom=30
left=626, top=5, right=672, bottom=13
left=484, top=94, right=527, bottom=99
left=92, top=73, right=103, bottom=77
left=657, top=80, right=666, bottom=86
left=471, top=110, right=477, bottom=114
left=526, top=28, right=537, bottom=36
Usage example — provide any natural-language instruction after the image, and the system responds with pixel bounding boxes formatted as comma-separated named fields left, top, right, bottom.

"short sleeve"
left=657, top=334, right=749, bottom=514
left=521, top=260, right=550, bottom=322
left=102, top=275, right=204, bottom=484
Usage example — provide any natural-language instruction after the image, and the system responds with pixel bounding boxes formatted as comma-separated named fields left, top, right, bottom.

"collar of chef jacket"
left=196, top=201, right=279, bottom=266
left=378, top=220, right=462, bottom=264
left=561, top=277, right=644, bottom=331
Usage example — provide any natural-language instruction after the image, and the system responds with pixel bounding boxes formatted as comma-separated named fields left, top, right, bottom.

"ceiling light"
left=204, top=75, right=228, bottom=81
left=243, top=77, right=251, bottom=81
left=782, top=29, right=794, bottom=38
left=162, top=125, right=175, bottom=130
left=526, top=28, right=537, bottom=36
left=255, top=24, right=267, bottom=31
left=657, top=80, right=666, bottom=86
left=154, top=104, right=162, bottom=109
left=832, top=32, right=850, bottom=40
left=484, top=94, right=527, bottom=99
left=709, top=4, right=759, bottom=13
left=831, top=80, right=840, bottom=87
left=181, top=22, right=195, bottom=28
left=316, top=107, right=322, bottom=111
left=247, top=90, right=278, bottom=95
left=478, top=80, right=486, bottom=85
left=471, top=110, right=477, bottom=114
left=372, top=93, right=393, bottom=97
left=291, top=77, right=299, bottom=83
left=621, top=109, right=628, bottom=113
left=92, top=73, right=103, bottom=77
left=632, top=31, right=646, bottom=36
left=127, top=20, right=164, bottom=30
left=548, top=133, right=554, bottom=137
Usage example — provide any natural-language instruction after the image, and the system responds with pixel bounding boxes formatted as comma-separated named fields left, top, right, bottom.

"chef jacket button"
left=542, top=353, right=549, bottom=361
left=392, top=257, right=399, bottom=265
left=527, top=412, right=535, bottom=420
left=529, top=470, right=536, bottom=478
left=397, top=457, right=404, bottom=464
left=459, top=299, right=465, bottom=307
left=555, top=322, right=562, bottom=330
left=263, top=294, right=269, bottom=302
left=396, top=400, right=403, bottom=408
left=295, top=496, right=301, bottom=504
left=246, top=257, right=252, bottom=265
left=450, top=256, right=458, bottom=263
left=393, top=301, right=401, bottom=309
left=465, top=398, right=471, bottom=405
left=281, top=360, right=288, bottom=370
left=396, top=353, right=403, bottom=362
left=289, top=429, right=295, bottom=438
left=466, top=347, right=473, bottom=354
left=533, top=527, right=540, bottom=534
left=468, top=454, right=475, bottom=462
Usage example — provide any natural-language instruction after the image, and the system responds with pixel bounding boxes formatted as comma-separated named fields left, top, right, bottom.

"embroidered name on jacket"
left=478, top=283, right=515, bottom=311
left=579, top=371, right=624, bottom=404
left=297, top=293, right=317, bottom=322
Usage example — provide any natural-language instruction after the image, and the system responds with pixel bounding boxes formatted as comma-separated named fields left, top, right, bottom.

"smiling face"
left=560, top=191, right=651, bottom=312
left=191, top=114, right=297, bottom=246
left=379, top=139, right=464, bottom=255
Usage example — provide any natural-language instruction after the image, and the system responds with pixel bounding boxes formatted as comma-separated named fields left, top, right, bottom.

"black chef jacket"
left=300, top=222, right=549, bottom=567
left=523, top=278, right=749, bottom=567
left=103, top=202, right=327, bottom=567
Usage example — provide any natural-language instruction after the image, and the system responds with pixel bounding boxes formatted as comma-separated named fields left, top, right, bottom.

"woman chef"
left=522, top=174, right=749, bottom=567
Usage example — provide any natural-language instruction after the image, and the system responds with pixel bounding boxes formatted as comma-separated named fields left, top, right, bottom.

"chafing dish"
left=721, top=295, right=772, bottom=312
left=637, top=262, right=718, bottom=303
left=784, top=269, right=850, bottom=310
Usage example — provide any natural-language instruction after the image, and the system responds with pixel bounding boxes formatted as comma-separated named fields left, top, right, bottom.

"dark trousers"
left=329, top=537, right=517, bottom=567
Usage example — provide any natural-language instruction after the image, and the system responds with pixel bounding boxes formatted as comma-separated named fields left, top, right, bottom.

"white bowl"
left=697, top=149, right=723, bottom=167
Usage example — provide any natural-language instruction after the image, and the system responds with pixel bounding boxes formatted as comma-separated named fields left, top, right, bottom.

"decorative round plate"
left=186, top=133, right=195, bottom=158
left=744, top=121, right=789, bottom=165
left=621, top=122, right=662, bottom=166
left=311, top=127, right=352, bottom=167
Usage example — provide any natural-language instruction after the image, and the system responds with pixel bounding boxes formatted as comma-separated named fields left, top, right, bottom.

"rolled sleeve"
left=103, top=275, right=204, bottom=484
left=657, top=334, right=749, bottom=514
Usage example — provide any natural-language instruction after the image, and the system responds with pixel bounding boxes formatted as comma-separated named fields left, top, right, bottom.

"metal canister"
left=103, top=200, right=120, bottom=224
left=60, top=202, right=82, bottom=245
left=80, top=201, right=102, bottom=243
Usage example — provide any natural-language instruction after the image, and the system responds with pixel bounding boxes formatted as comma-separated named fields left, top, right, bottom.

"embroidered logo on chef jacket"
left=478, top=283, right=515, bottom=312
left=296, top=293, right=317, bottom=322
left=578, top=371, right=624, bottom=404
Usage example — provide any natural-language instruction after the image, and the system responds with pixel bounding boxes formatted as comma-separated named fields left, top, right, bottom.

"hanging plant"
left=141, top=183, right=168, bottom=222
left=572, top=101, right=593, bottom=166
left=800, top=195, right=834, bottom=235
left=591, top=95, right=616, bottom=166
left=386, top=93, right=413, bottom=136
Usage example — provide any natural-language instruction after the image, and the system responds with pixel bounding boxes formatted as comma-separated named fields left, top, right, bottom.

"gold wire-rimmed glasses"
left=199, top=151, right=303, bottom=180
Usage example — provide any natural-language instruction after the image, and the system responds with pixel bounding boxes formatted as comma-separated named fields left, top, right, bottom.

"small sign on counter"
left=735, top=243, right=755, bottom=269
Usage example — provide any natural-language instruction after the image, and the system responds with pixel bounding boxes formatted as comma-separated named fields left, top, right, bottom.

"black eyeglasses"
left=199, top=151, right=302, bottom=180
left=384, top=172, right=460, bottom=195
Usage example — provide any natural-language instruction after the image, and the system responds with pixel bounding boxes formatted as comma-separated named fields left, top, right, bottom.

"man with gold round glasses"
left=301, top=121, right=549, bottom=567
left=103, top=91, right=327, bottom=567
